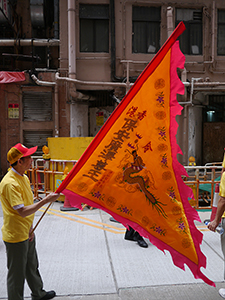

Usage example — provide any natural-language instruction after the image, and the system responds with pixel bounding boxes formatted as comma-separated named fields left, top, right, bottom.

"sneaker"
left=219, top=288, right=225, bottom=299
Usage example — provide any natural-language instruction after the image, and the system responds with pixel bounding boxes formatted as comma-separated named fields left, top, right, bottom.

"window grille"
left=132, top=6, right=161, bottom=54
left=176, top=8, right=202, bottom=55
left=79, top=4, right=109, bottom=53
left=22, top=91, right=52, bottom=121
left=218, top=10, right=225, bottom=55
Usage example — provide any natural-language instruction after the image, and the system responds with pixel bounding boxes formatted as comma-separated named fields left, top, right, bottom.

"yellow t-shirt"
left=223, top=154, right=225, bottom=169
left=0, top=169, right=34, bottom=243
left=220, top=172, right=225, bottom=198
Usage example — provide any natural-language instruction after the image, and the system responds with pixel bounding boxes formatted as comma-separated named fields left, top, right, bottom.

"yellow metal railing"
left=183, top=164, right=222, bottom=209
left=28, top=158, right=223, bottom=209
left=27, top=158, right=77, bottom=200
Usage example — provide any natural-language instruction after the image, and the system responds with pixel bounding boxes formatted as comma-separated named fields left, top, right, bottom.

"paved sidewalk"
left=0, top=203, right=224, bottom=300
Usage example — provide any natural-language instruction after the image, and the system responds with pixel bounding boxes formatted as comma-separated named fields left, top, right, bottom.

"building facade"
left=0, top=0, right=225, bottom=177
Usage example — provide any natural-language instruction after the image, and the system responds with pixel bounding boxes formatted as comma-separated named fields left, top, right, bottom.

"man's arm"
left=208, top=196, right=225, bottom=231
left=17, top=192, right=60, bottom=218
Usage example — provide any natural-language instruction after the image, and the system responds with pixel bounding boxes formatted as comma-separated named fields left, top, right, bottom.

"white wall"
left=70, top=103, right=88, bottom=137
left=89, top=106, right=114, bottom=137
left=188, top=106, right=203, bottom=165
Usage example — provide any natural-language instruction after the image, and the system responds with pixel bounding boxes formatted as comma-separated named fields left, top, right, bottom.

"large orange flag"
left=56, top=22, right=214, bottom=286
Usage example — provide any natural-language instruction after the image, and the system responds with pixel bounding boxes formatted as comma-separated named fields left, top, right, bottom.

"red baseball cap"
left=7, top=143, right=38, bottom=165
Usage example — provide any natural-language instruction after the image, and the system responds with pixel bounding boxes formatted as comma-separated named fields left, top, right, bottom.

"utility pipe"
left=68, top=0, right=76, bottom=79
left=54, top=81, right=59, bottom=137
left=68, top=0, right=77, bottom=138
left=178, top=78, right=225, bottom=105
left=0, top=39, right=60, bottom=47
left=55, top=72, right=128, bottom=88
left=31, top=71, right=225, bottom=93
left=190, top=78, right=202, bottom=105
left=31, top=74, right=96, bottom=100
left=182, top=105, right=188, bottom=165
left=32, top=73, right=225, bottom=95
left=204, top=0, right=215, bottom=65
left=167, top=7, right=173, bottom=38
left=31, top=74, right=56, bottom=86
left=183, top=81, right=225, bottom=87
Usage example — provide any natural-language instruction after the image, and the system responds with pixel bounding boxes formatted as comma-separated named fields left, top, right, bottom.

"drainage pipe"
left=55, top=72, right=128, bottom=88
left=0, top=39, right=59, bottom=47
left=31, top=73, right=97, bottom=100
left=204, top=0, right=215, bottom=65
left=167, top=7, right=173, bottom=38
left=32, top=73, right=225, bottom=95
left=68, top=0, right=76, bottom=79
left=179, top=79, right=225, bottom=105
left=183, top=81, right=225, bottom=87
left=31, top=74, right=56, bottom=86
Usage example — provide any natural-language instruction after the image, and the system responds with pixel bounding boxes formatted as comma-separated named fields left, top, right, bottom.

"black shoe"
left=124, top=235, right=136, bottom=241
left=133, top=231, right=141, bottom=241
left=39, top=291, right=56, bottom=300
left=124, top=227, right=135, bottom=241
left=137, top=238, right=148, bottom=248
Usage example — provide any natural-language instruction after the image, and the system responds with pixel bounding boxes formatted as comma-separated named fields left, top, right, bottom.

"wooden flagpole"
left=30, top=202, right=52, bottom=235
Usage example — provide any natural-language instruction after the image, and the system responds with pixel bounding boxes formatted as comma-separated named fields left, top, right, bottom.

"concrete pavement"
left=0, top=202, right=224, bottom=300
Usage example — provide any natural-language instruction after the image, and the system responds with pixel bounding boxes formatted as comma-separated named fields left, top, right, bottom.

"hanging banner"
left=0, top=71, right=25, bottom=84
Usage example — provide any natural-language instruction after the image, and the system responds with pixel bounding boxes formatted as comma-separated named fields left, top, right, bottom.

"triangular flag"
left=56, top=22, right=214, bottom=286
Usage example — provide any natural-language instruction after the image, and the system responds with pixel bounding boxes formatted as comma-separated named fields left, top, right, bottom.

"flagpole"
left=30, top=202, right=52, bottom=235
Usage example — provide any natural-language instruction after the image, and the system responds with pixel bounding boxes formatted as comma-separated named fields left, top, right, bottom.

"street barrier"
left=28, top=158, right=77, bottom=200
left=183, top=164, right=222, bottom=209
left=28, top=158, right=223, bottom=210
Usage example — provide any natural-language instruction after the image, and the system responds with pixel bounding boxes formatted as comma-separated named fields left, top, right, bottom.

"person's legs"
left=133, top=231, right=148, bottom=248
left=124, top=226, right=135, bottom=240
left=25, top=236, right=47, bottom=300
left=221, top=218, right=225, bottom=279
left=219, top=218, right=225, bottom=298
left=124, top=226, right=148, bottom=248
left=4, top=240, right=28, bottom=300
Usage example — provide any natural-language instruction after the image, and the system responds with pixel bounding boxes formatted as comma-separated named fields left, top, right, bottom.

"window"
left=132, top=6, right=161, bottom=54
left=176, top=8, right=202, bottom=55
left=218, top=10, right=225, bottom=55
left=203, top=95, right=225, bottom=122
left=79, top=4, right=109, bottom=53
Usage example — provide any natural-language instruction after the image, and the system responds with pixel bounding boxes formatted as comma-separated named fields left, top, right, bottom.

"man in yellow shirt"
left=0, top=143, right=59, bottom=300
left=208, top=155, right=225, bottom=299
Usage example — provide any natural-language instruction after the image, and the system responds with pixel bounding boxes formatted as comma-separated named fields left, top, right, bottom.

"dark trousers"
left=4, top=236, right=46, bottom=300
left=124, top=226, right=142, bottom=240
left=221, top=218, right=225, bottom=279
